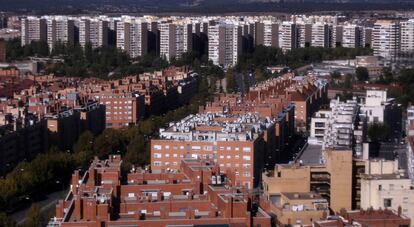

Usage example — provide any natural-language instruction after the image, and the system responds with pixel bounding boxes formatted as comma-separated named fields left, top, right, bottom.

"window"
left=220, top=155, right=224, bottom=159
left=243, top=156, right=251, bottom=161
left=165, top=145, right=170, bottom=149
left=403, top=197, right=409, bottom=204
left=235, top=147, right=240, bottom=151
left=243, top=147, right=251, bottom=152
left=235, top=155, right=240, bottom=159
left=173, top=154, right=178, bottom=158
left=227, top=155, right=231, bottom=159
left=243, top=164, right=251, bottom=169
left=389, top=184, right=394, bottom=191
left=378, top=185, right=382, bottom=191
left=243, top=172, right=251, bottom=177
left=153, top=145, right=162, bottom=150
left=219, top=146, right=224, bottom=150
left=165, top=154, right=170, bottom=158
left=153, top=161, right=161, bottom=166
left=384, top=198, right=392, bottom=208
left=153, top=153, right=162, bottom=158
left=227, top=146, right=231, bottom=151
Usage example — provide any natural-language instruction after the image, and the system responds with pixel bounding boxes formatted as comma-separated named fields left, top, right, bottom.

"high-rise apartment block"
left=21, top=16, right=47, bottom=46
left=116, top=20, right=148, bottom=58
left=342, top=23, right=362, bottom=48
left=79, top=18, right=109, bottom=48
left=46, top=16, right=75, bottom=51
left=372, top=20, right=401, bottom=62
left=279, top=22, right=298, bottom=51
left=160, top=23, right=192, bottom=61
left=401, top=19, right=414, bottom=53
left=311, top=22, right=332, bottom=48
left=208, top=23, right=242, bottom=68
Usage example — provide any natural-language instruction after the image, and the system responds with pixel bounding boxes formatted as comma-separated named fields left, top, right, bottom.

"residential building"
left=21, top=17, right=47, bottom=46
left=372, top=20, right=401, bottom=63
left=45, top=16, right=75, bottom=51
left=48, top=155, right=272, bottom=227
left=360, top=159, right=414, bottom=226
left=116, top=20, right=148, bottom=58
left=79, top=18, right=108, bottom=48
left=208, top=23, right=242, bottom=68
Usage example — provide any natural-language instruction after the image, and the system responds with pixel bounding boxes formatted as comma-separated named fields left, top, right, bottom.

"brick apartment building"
left=50, top=155, right=272, bottom=227
left=151, top=112, right=271, bottom=189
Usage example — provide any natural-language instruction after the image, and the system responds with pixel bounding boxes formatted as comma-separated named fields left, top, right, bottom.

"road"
left=11, top=189, right=67, bottom=225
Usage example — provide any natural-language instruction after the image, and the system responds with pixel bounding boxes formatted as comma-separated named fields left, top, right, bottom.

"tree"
left=356, top=67, right=369, bottom=82
left=343, top=74, right=353, bottom=89
left=225, top=68, right=236, bottom=93
left=0, top=212, right=16, bottom=227
left=24, top=203, right=45, bottom=227
left=255, top=67, right=265, bottom=82
left=331, top=71, right=341, bottom=80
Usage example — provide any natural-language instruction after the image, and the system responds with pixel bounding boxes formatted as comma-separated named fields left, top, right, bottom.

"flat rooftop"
left=298, top=144, right=323, bottom=165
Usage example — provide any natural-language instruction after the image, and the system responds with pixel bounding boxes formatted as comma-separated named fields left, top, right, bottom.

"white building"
left=311, top=22, right=332, bottom=48
left=160, top=23, right=192, bottom=61
left=360, top=90, right=388, bottom=124
left=21, top=17, right=47, bottom=46
left=372, top=20, right=401, bottom=62
left=208, top=23, right=242, bottom=68
left=309, top=98, right=366, bottom=157
left=79, top=18, right=108, bottom=48
left=116, top=20, right=148, bottom=58
left=360, top=159, right=414, bottom=226
left=342, top=23, right=362, bottom=48
left=279, top=21, right=298, bottom=51
left=263, top=22, right=279, bottom=47
left=401, top=19, right=414, bottom=53
left=46, top=16, right=75, bottom=51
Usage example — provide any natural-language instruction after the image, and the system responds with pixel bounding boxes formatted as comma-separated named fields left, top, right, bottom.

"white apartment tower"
left=79, top=18, right=108, bottom=48
left=21, top=17, right=47, bottom=46
left=372, top=20, right=401, bottom=62
left=401, top=19, right=414, bottom=53
left=279, top=21, right=298, bottom=51
left=160, top=23, right=192, bottom=61
left=342, top=23, right=362, bottom=48
left=46, top=16, right=75, bottom=51
left=116, top=20, right=148, bottom=58
left=311, top=22, right=332, bottom=48
left=208, top=23, right=242, bottom=68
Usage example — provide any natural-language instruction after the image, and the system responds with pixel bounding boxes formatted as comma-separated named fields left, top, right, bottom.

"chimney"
left=71, top=170, right=80, bottom=194
left=74, top=196, right=83, bottom=220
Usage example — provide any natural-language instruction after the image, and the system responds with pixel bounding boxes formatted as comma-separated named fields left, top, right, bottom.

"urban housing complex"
left=20, top=15, right=414, bottom=67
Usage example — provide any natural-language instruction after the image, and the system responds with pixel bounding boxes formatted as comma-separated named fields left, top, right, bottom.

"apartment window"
left=153, top=145, right=162, bottom=150
left=243, top=147, right=251, bottom=152
left=227, top=146, right=231, bottom=151
left=243, top=156, right=251, bottom=161
left=384, top=198, right=392, bottom=208
left=153, top=161, right=161, bottom=166
left=243, top=164, right=251, bottom=169
left=173, top=154, right=178, bottom=158
left=235, top=147, right=240, bottom=151
left=235, top=155, right=240, bottom=159
left=235, top=164, right=240, bottom=167
left=173, top=162, right=178, bottom=166
left=204, top=146, right=213, bottom=151
left=165, top=154, right=170, bottom=158
left=220, top=146, right=224, bottom=150
left=165, top=145, right=170, bottom=149
left=403, top=197, right=409, bottom=204
left=227, top=155, right=231, bottom=159
left=173, top=146, right=178, bottom=150
left=243, top=172, right=251, bottom=177
left=378, top=185, right=382, bottom=191
left=153, top=153, right=162, bottom=158
left=220, top=155, right=224, bottom=159
left=180, top=146, right=184, bottom=150
left=226, top=163, right=231, bottom=167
